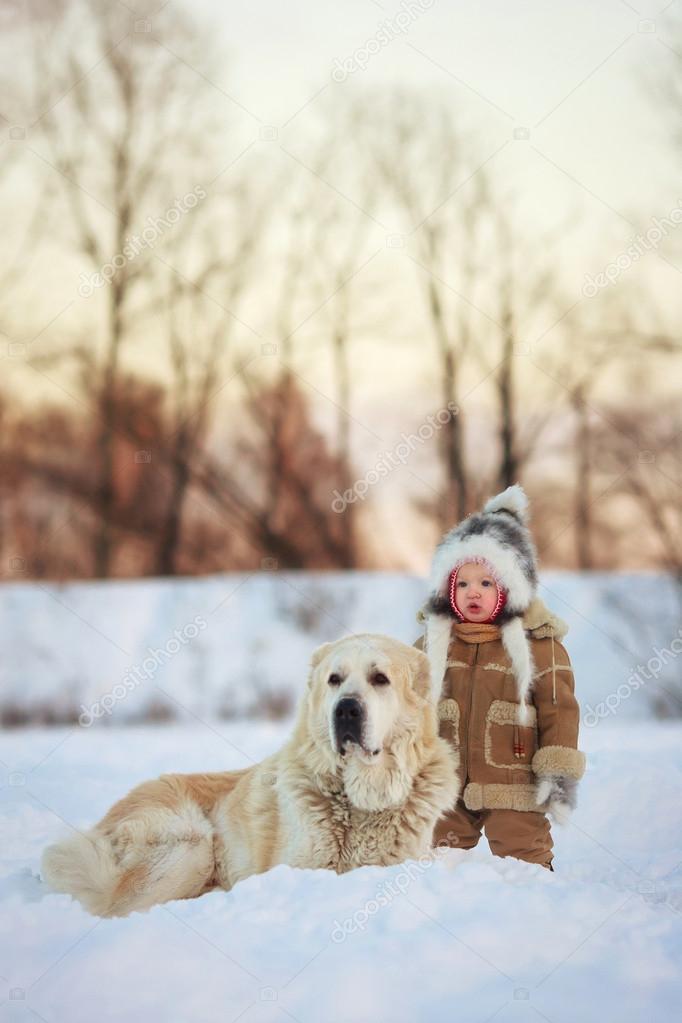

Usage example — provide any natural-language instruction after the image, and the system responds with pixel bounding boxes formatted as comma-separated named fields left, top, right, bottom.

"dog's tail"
left=41, top=801, right=218, bottom=918
left=41, top=831, right=122, bottom=917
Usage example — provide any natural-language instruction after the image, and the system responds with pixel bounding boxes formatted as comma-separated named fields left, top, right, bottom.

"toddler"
left=414, top=484, right=586, bottom=871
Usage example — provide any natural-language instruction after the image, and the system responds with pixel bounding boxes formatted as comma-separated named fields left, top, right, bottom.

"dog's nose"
left=334, top=697, right=364, bottom=747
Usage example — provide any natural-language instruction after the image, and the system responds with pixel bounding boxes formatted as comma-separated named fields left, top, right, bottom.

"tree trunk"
left=497, top=328, right=517, bottom=490
left=442, top=347, right=467, bottom=527
left=94, top=282, right=124, bottom=578
left=572, top=384, right=593, bottom=569
left=157, top=430, right=192, bottom=576
left=333, top=328, right=355, bottom=567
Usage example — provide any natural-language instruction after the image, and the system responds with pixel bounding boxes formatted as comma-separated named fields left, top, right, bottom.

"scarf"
left=452, top=621, right=502, bottom=645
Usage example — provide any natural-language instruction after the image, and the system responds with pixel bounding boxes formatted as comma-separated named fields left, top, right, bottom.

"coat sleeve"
left=530, top=637, right=586, bottom=781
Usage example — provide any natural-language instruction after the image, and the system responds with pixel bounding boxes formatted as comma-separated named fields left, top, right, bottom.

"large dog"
left=41, top=634, right=460, bottom=917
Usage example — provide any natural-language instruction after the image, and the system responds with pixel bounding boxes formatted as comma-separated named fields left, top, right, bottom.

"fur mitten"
left=535, top=774, right=578, bottom=826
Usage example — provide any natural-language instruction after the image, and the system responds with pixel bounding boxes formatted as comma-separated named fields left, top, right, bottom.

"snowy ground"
left=2, top=718, right=681, bottom=1023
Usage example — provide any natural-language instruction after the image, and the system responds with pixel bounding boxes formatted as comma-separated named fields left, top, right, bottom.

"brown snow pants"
left=433, top=797, right=554, bottom=870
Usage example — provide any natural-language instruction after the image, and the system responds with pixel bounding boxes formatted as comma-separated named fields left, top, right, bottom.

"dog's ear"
left=307, top=641, right=334, bottom=688
left=406, top=646, right=432, bottom=701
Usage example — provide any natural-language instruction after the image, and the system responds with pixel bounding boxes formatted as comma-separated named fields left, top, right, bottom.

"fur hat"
left=424, top=483, right=539, bottom=724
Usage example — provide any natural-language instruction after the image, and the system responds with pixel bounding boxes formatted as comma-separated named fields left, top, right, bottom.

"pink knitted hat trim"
left=448, top=557, right=507, bottom=623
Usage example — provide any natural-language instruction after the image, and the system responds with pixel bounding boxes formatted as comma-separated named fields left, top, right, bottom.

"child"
left=414, top=484, right=586, bottom=871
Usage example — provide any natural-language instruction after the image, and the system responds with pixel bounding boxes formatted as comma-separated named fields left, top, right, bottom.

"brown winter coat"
left=414, top=598, right=586, bottom=813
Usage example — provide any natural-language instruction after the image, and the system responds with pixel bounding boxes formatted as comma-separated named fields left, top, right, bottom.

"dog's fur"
left=41, top=634, right=460, bottom=917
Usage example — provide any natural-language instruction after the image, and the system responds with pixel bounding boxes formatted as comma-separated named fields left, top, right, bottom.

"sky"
left=212, top=0, right=678, bottom=220
left=2, top=0, right=680, bottom=548
left=5, top=0, right=681, bottom=358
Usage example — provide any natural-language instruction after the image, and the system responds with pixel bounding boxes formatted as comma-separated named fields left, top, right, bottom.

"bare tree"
left=529, top=303, right=679, bottom=568
left=190, top=373, right=362, bottom=568
left=276, top=98, right=383, bottom=565
left=29, top=0, right=226, bottom=575
left=364, top=89, right=486, bottom=526
left=153, top=178, right=272, bottom=575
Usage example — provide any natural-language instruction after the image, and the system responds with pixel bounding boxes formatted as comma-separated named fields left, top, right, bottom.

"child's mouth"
left=467, top=603, right=482, bottom=613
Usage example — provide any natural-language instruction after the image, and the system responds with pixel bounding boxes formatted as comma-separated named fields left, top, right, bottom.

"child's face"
left=455, top=562, right=499, bottom=622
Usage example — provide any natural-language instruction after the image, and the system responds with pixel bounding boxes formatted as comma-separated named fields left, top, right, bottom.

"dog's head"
left=300, top=633, right=436, bottom=810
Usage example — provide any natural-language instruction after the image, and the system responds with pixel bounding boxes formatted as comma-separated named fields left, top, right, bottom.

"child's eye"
left=457, top=580, right=467, bottom=587
left=482, top=580, right=492, bottom=587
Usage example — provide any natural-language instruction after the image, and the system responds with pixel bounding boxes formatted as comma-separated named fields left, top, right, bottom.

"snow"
left=2, top=720, right=681, bottom=1022
left=1, top=570, right=680, bottom=725
left=1, top=569, right=680, bottom=1019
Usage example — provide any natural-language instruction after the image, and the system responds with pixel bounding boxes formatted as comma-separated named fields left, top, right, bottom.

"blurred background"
left=2, top=8, right=681, bottom=1019
left=0, top=0, right=681, bottom=726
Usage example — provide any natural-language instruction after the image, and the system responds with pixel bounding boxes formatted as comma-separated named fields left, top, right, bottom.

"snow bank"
left=0, top=571, right=679, bottom=726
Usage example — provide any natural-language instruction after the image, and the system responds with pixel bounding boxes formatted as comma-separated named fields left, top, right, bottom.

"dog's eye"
left=328, top=673, right=342, bottom=686
left=371, top=672, right=390, bottom=686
